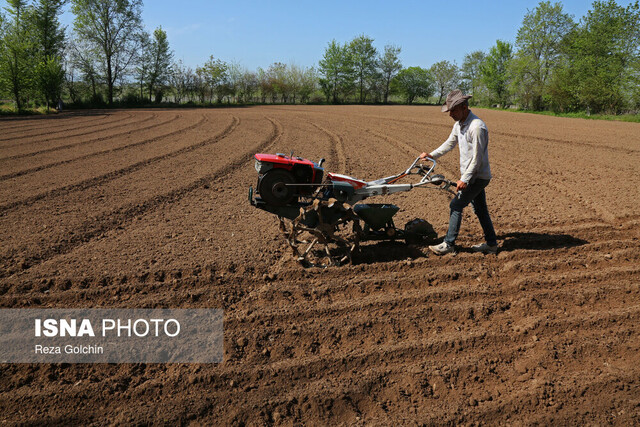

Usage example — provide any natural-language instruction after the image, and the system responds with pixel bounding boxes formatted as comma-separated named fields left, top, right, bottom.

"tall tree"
left=256, top=67, right=272, bottom=103
left=555, top=0, right=640, bottom=113
left=34, top=0, right=65, bottom=59
left=318, top=39, right=355, bottom=103
left=481, top=40, right=513, bottom=107
left=461, top=50, right=486, bottom=102
left=225, top=61, right=243, bottom=103
left=169, top=60, right=196, bottom=103
left=69, top=35, right=101, bottom=101
left=430, top=60, right=459, bottom=104
left=33, top=0, right=67, bottom=109
left=200, top=55, right=228, bottom=103
left=237, top=69, right=258, bottom=103
left=391, top=66, right=434, bottom=104
left=288, top=64, right=303, bottom=104
left=0, top=0, right=36, bottom=110
left=133, top=30, right=150, bottom=100
left=0, top=10, right=6, bottom=96
left=146, top=26, right=172, bottom=103
left=379, top=44, right=402, bottom=103
left=298, top=66, right=317, bottom=104
left=267, top=62, right=289, bottom=103
left=193, top=66, right=208, bottom=103
left=71, top=0, right=143, bottom=104
left=367, top=68, right=384, bottom=103
left=349, top=34, right=377, bottom=103
left=631, top=54, right=640, bottom=109
left=513, top=1, right=574, bottom=110
left=36, top=55, right=64, bottom=108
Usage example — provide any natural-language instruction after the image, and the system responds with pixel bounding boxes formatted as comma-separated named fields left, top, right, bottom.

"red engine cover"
left=254, top=153, right=316, bottom=169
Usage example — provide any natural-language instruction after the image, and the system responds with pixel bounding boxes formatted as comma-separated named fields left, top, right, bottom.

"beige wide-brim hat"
left=441, top=89, right=472, bottom=112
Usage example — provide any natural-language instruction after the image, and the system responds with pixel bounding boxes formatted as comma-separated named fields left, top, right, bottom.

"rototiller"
left=249, top=153, right=457, bottom=267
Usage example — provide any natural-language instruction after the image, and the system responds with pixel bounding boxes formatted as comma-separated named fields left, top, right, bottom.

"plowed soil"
left=1, top=106, right=639, bottom=425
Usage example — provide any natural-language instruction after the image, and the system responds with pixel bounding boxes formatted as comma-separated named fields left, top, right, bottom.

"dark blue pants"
left=444, top=178, right=497, bottom=247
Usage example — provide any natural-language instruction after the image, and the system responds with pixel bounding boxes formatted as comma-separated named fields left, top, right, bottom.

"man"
left=419, top=89, right=498, bottom=255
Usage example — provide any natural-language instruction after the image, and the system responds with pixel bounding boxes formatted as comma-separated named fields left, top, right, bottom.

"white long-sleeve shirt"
left=429, top=110, right=492, bottom=184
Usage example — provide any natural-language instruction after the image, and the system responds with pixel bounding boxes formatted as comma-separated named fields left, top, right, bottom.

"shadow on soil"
left=353, top=240, right=432, bottom=264
left=496, top=232, right=588, bottom=252
left=351, top=232, right=587, bottom=263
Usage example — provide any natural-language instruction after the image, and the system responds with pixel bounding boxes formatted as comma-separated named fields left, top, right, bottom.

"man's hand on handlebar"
left=456, top=180, right=467, bottom=191
left=419, top=152, right=433, bottom=161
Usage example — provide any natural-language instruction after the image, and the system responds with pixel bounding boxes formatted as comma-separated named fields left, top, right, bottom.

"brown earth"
left=0, top=106, right=639, bottom=425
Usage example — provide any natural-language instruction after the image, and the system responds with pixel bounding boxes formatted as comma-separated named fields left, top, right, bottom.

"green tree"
left=225, top=61, right=243, bottom=103
left=555, top=0, right=640, bottom=113
left=430, top=60, right=459, bottom=104
left=193, top=66, right=208, bottom=103
left=461, top=50, right=485, bottom=102
left=133, top=30, right=150, bottom=101
left=513, top=1, right=574, bottom=110
left=379, top=44, right=402, bottom=103
left=367, top=68, right=385, bottom=103
left=391, top=66, right=434, bottom=104
left=71, top=0, right=143, bottom=104
left=36, top=55, right=64, bottom=109
left=69, top=35, right=101, bottom=102
left=349, top=34, right=377, bottom=103
left=34, top=0, right=65, bottom=59
left=268, top=62, right=289, bottom=103
left=481, top=40, right=513, bottom=107
left=32, top=0, right=67, bottom=108
left=631, top=56, right=640, bottom=108
left=546, top=60, right=578, bottom=112
left=299, top=66, right=317, bottom=103
left=318, top=39, right=355, bottom=103
left=0, top=0, right=37, bottom=110
left=288, top=64, right=309, bottom=104
left=257, top=67, right=272, bottom=103
left=237, top=69, right=258, bottom=103
left=0, top=10, right=6, bottom=94
left=169, top=59, right=190, bottom=103
left=200, top=55, right=228, bottom=103
left=146, top=27, right=172, bottom=103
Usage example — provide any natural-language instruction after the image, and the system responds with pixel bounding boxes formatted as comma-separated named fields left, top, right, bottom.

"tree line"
left=1, top=0, right=639, bottom=114
left=317, top=1, right=640, bottom=114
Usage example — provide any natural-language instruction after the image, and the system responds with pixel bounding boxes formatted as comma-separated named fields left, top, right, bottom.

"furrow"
left=309, top=122, right=347, bottom=174
left=493, top=151, right=618, bottom=224
left=0, top=112, right=109, bottom=135
left=0, top=111, right=137, bottom=145
left=0, top=114, right=213, bottom=214
left=231, top=269, right=638, bottom=327
left=224, top=304, right=640, bottom=378
left=0, top=113, right=182, bottom=181
left=359, top=126, right=459, bottom=180
left=366, top=114, right=639, bottom=155
left=2, top=116, right=282, bottom=277
left=0, top=112, right=161, bottom=160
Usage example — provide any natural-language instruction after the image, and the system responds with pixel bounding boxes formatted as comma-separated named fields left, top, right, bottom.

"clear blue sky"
left=56, top=0, right=636, bottom=71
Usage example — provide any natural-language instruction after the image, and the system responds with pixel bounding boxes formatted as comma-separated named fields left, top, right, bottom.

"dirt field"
left=0, top=106, right=639, bottom=425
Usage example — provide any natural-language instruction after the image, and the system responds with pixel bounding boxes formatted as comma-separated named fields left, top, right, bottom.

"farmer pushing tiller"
left=249, top=152, right=458, bottom=268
